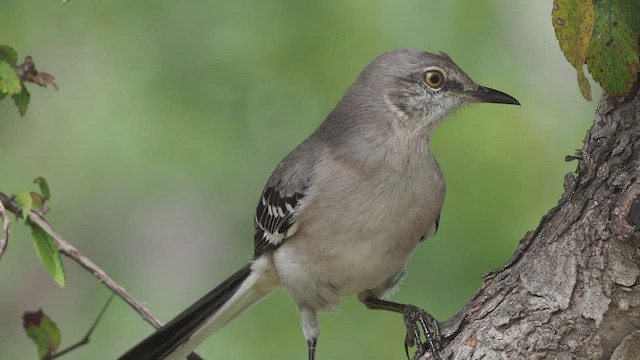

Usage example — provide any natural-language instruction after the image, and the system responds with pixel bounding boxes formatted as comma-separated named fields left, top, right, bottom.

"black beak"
left=469, top=86, right=520, bottom=106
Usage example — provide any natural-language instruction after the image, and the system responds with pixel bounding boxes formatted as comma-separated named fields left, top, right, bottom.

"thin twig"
left=0, top=200, right=10, bottom=261
left=33, top=211, right=164, bottom=328
left=33, top=212, right=164, bottom=329
left=1, top=192, right=204, bottom=360
left=46, top=293, right=115, bottom=360
left=0, top=192, right=162, bottom=329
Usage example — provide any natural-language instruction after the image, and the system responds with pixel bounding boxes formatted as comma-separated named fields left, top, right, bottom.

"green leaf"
left=0, top=61, right=22, bottom=95
left=23, top=309, right=62, bottom=359
left=552, top=0, right=595, bottom=100
left=0, top=45, right=18, bottom=65
left=34, top=176, right=51, bottom=201
left=15, top=190, right=33, bottom=223
left=622, top=0, right=640, bottom=35
left=11, top=84, right=30, bottom=116
left=586, top=0, right=640, bottom=96
left=30, top=223, right=66, bottom=287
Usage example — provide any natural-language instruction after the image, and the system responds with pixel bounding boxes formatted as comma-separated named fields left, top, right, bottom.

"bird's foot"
left=402, top=305, right=441, bottom=360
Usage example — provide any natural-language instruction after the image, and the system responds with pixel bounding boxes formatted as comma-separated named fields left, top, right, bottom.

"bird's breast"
left=273, top=151, right=445, bottom=309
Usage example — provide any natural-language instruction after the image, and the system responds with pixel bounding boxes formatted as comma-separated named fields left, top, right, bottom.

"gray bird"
left=119, top=49, right=519, bottom=360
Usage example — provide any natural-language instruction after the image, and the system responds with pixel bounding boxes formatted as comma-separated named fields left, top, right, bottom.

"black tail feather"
left=119, top=264, right=252, bottom=360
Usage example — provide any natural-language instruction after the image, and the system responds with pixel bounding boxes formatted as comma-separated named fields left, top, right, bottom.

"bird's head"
left=345, top=49, right=520, bottom=137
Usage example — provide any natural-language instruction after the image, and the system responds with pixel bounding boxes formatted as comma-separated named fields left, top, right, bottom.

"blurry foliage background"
left=0, top=1, right=598, bottom=359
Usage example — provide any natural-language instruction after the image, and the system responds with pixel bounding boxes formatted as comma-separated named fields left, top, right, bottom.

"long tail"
left=119, top=260, right=276, bottom=360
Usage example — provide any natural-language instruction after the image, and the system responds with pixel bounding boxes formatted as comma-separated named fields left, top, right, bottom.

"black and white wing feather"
left=253, top=186, right=305, bottom=257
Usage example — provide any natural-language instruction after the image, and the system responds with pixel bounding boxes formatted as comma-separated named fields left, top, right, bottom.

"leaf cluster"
left=553, top=0, right=640, bottom=100
left=0, top=45, right=57, bottom=116
left=0, top=45, right=31, bottom=115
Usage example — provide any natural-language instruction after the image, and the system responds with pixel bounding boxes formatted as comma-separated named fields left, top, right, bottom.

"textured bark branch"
left=428, top=81, right=640, bottom=359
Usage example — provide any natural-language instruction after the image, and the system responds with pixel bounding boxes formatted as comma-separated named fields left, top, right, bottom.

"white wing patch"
left=262, top=230, right=286, bottom=245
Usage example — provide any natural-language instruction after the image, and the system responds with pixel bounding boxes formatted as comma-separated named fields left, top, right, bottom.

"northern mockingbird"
left=119, top=49, right=519, bottom=360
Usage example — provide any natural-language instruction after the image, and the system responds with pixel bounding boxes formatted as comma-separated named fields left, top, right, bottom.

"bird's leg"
left=361, top=297, right=441, bottom=360
left=299, top=305, right=320, bottom=360
left=307, top=338, right=317, bottom=360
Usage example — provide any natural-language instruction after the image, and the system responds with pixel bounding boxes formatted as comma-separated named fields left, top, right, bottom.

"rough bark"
left=434, top=81, right=640, bottom=360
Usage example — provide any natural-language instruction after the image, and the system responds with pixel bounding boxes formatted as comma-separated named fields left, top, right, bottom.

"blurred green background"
left=1, top=1, right=597, bottom=359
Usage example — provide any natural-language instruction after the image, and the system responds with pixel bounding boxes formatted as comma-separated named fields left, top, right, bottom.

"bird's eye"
left=424, top=70, right=445, bottom=89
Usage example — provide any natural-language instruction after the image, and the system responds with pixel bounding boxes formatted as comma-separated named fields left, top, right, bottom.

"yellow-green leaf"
left=34, top=176, right=51, bottom=201
left=586, top=0, right=640, bottom=96
left=0, top=45, right=18, bottom=65
left=552, top=0, right=595, bottom=100
left=15, top=190, right=33, bottom=223
left=553, top=0, right=595, bottom=68
left=23, top=309, right=62, bottom=359
left=0, top=61, right=21, bottom=95
left=30, top=223, right=66, bottom=287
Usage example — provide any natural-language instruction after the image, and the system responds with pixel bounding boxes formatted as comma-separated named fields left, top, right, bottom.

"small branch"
left=45, top=294, right=115, bottom=360
left=0, top=192, right=162, bottom=329
left=34, top=211, right=164, bottom=328
left=34, top=213, right=164, bottom=329
left=1, top=191, right=205, bottom=359
left=0, top=200, right=10, bottom=261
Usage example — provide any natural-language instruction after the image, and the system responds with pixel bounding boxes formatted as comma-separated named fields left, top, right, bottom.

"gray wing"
left=253, top=137, right=321, bottom=258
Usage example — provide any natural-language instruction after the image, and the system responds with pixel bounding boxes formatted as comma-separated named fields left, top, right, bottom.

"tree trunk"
left=435, top=81, right=640, bottom=359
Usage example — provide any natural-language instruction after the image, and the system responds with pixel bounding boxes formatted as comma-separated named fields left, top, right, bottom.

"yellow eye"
left=424, top=70, right=445, bottom=89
